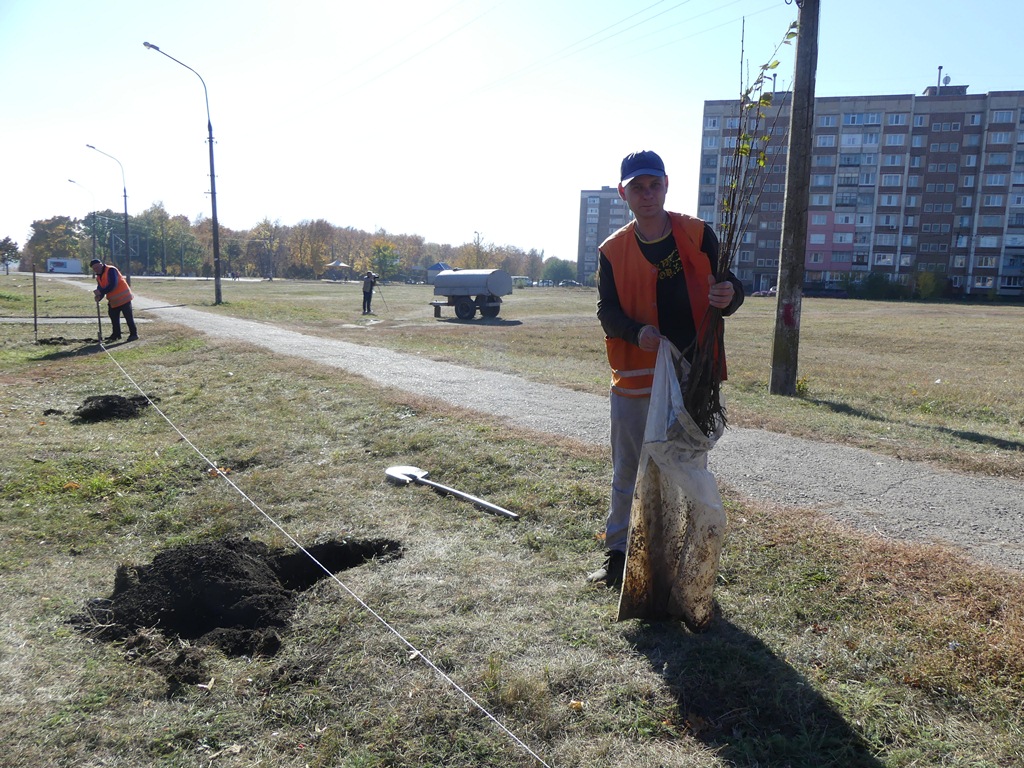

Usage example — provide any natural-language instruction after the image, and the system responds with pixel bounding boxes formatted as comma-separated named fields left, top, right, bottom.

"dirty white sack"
left=617, top=339, right=727, bottom=631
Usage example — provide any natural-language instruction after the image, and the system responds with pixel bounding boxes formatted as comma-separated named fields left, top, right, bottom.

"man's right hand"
left=637, top=325, right=662, bottom=351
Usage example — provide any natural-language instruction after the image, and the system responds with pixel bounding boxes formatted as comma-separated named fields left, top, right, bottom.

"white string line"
left=98, top=343, right=555, bottom=768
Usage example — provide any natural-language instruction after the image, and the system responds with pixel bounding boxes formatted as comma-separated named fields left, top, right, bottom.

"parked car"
left=558, top=280, right=581, bottom=287
left=752, top=286, right=777, bottom=297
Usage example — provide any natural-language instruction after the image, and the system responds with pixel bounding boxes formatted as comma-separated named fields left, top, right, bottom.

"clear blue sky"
left=1, top=0, right=1020, bottom=262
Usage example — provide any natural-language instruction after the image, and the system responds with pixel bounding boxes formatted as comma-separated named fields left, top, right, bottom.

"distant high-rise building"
left=697, top=84, right=1024, bottom=298
left=577, top=186, right=632, bottom=285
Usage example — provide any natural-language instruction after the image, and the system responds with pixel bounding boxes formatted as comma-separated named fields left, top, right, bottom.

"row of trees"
left=6, top=204, right=578, bottom=284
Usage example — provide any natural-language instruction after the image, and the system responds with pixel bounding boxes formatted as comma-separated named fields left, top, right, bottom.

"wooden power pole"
left=770, top=0, right=820, bottom=395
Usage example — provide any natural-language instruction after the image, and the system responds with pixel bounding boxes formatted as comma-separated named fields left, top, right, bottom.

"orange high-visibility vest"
left=95, top=266, right=133, bottom=309
left=600, top=212, right=721, bottom=397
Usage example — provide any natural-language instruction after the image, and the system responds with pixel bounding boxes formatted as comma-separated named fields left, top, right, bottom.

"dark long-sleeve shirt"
left=597, top=222, right=744, bottom=357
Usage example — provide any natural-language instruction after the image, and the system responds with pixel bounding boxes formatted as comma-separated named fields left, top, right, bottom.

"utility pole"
left=770, top=0, right=820, bottom=395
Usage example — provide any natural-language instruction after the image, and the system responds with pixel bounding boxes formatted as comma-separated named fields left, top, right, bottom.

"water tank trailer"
left=430, top=269, right=513, bottom=320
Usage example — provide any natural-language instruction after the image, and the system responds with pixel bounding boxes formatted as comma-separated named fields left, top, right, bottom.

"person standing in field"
left=91, top=258, right=138, bottom=343
left=589, top=150, right=744, bottom=588
left=362, top=271, right=378, bottom=315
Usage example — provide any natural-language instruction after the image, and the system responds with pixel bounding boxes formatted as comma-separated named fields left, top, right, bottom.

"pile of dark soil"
left=73, top=394, right=153, bottom=422
left=36, top=336, right=97, bottom=345
left=73, top=536, right=402, bottom=659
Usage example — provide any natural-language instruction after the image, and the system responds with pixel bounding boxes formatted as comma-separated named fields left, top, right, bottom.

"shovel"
left=385, top=465, right=519, bottom=520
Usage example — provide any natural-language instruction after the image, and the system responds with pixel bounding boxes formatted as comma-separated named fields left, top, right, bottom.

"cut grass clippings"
left=0, top=274, right=1022, bottom=767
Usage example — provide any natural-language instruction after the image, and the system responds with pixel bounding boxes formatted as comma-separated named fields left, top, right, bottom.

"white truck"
left=430, top=269, right=513, bottom=320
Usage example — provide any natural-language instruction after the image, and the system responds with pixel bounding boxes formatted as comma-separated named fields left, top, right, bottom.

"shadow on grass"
left=625, top=618, right=883, bottom=768
left=808, top=396, right=1024, bottom=453
left=434, top=317, right=523, bottom=327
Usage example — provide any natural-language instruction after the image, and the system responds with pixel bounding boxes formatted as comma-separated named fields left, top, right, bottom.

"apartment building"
left=698, top=85, right=1024, bottom=297
left=577, top=186, right=632, bottom=284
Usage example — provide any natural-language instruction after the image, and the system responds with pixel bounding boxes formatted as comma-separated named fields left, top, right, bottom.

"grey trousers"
left=605, top=391, right=650, bottom=552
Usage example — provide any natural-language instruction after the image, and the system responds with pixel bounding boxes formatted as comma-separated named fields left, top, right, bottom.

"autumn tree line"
left=3, top=203, right=579, bottom=284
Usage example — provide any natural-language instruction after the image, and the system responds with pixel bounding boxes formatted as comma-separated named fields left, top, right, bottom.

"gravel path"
left=119, top=292, right=1022, bottom=573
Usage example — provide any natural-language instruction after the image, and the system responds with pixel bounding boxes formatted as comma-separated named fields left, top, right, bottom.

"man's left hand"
left=707, top=275, right=734, bottom=309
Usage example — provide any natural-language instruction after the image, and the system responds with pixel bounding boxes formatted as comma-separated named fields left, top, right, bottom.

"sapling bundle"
left=684, top=19, right=798, bottom=437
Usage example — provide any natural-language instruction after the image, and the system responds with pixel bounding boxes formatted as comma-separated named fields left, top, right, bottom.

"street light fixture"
left=85, top=144, right=131, bottom=285
left=68, top=178, right=97, bottom=264
left=143, top=41, right=222, bottom=304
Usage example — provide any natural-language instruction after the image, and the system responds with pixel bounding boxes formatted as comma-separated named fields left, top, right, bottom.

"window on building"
left=968, top=113, right=982, bottom=126
left=833, top=232, right=853, bottom=244
left=986, top=173, right=1008, bottom=186
left=880, top=194, right=900, bottom=206
left=987, top=152, right=1010, bottom=165
left=885, top=134, right=905, bottom=146
left=811, top=194, right=832, bottom=206
left=888, top=113, right=908, bottom=126
left=874, top=252, right=894, bottom=265
left=703, top=135, right=719, bottom=148
left=819, top=115, right=837, bottom=127
left=813, top=154, right=836, bottom=166
left=811, top=214, right=828, bottom=225
left=884, top=154, right=904, bottom=166
left=989, top=132, right=1011, bottom=145
left=881, top=173, right=901, bottom=186
left=817, top=135, right=837, bottom=147
left=812, top=174, right=834, bottom=186
left=911, top=135, right=926, bottom=148
left=983, top=194, right=1005, bottom=206
left=961, top=175, right=975, bottom=188
left=704, top=117, right=719, bottom=129
left=809, top=233, right=826, bottom=244
left=991, top=110, right=1014, bottom=123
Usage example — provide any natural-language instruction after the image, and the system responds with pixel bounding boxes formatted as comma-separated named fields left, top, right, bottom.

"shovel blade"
left=385, top=465, right=428, bottom=485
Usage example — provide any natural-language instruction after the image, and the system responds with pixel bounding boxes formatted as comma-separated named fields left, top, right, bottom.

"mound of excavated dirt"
left=73, top=536, right=402, bottom=658
left=36, top=336, right=98, bottom=345
left=72, top=394, right=153, bottom=422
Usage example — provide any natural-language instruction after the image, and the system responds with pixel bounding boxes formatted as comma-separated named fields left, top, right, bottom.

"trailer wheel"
left=479, top=295, right=501, bottom=318
left=454, top=297, right=476, bottom=320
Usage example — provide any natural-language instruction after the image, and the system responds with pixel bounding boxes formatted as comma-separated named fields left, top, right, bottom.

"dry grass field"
left=1, top=273, right=1022, bottom=767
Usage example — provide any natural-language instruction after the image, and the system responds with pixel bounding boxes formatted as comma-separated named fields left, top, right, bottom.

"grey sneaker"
left=586, top=550, right=625, bottom=589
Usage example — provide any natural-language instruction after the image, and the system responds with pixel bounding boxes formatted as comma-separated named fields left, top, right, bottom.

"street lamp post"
left=86, top=145, right=131, bottom=285
left=143, top=41, right=222, bottom=304
left=68, top=179, right=97, bottom=264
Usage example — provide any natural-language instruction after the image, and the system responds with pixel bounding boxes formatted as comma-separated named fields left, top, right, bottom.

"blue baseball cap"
left=620, top=150, right=666, bottom=184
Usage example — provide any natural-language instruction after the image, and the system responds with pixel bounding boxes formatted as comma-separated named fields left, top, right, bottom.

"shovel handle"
left=414, top=477, right=519, bottom=520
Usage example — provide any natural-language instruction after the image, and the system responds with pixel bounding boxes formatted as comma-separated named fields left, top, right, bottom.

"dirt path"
left=105, top=290, right=1023, bottom=573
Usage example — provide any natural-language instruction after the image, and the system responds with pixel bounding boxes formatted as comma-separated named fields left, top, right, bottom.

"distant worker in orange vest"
left=588, top=150, right=744, bottom=589
left=91, top=258, right=138, bottom=343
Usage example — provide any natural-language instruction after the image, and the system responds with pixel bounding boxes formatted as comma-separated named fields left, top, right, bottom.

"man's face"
left=91, top=262, right=103, bottom=276
left=618, top=175, right=669, bottom=219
